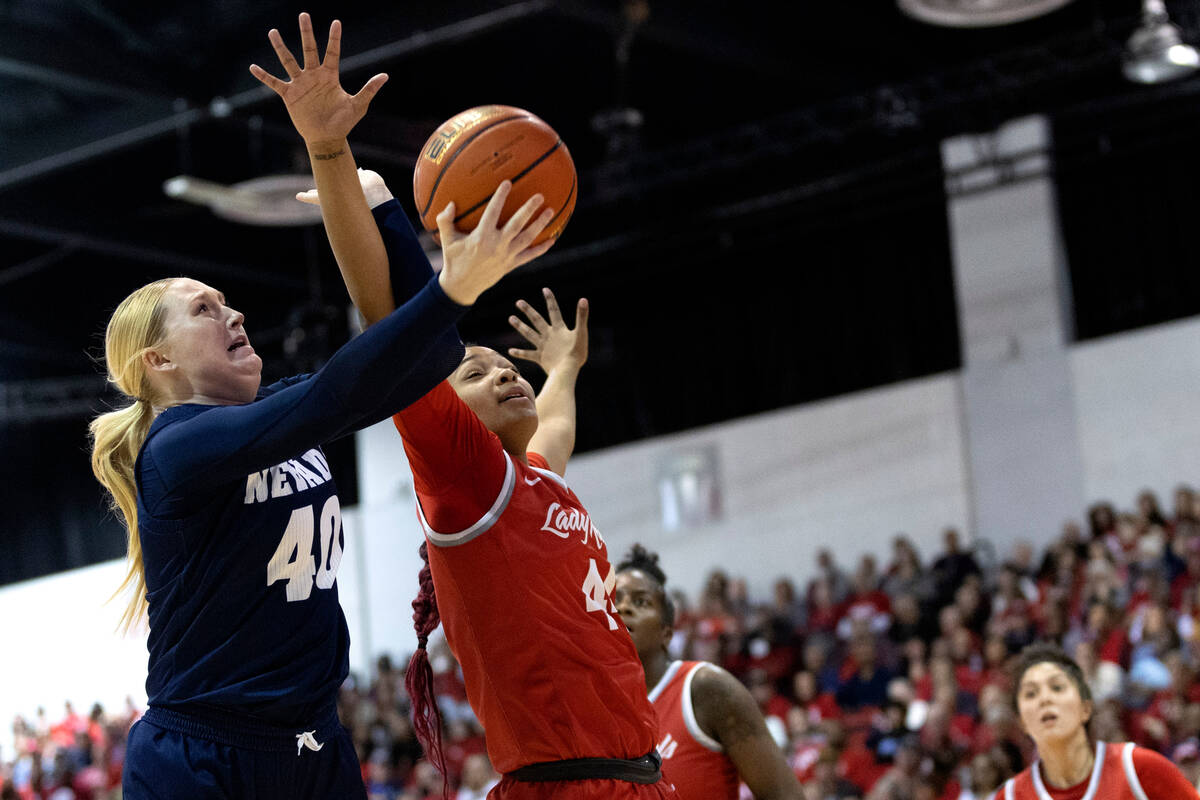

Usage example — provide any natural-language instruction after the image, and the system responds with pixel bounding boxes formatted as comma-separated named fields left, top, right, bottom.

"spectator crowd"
left=6, top=483, right=1200, bottom=799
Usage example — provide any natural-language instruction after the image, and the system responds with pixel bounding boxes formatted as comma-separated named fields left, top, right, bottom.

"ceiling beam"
left=0, top=338, right=90, bottom=370
left=0, top=106, right=208, bottom=192
left=0, top=1, right=553, bottom=193
left=0, top=219, right=308, bottom=290
left=0, top=56, right=168, bottom=103
left=0, top=244, right=77, bottom=289
left=553, top=0, right=797, bottom=77
left=0, top=374, right=112, bottom=424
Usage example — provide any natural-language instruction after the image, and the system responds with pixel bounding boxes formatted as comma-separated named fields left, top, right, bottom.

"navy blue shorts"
left=123, top=705, right=366, bottom=800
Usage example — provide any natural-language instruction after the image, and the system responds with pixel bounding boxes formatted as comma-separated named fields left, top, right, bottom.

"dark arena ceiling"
left=3, top=0, right=1200, bottom=582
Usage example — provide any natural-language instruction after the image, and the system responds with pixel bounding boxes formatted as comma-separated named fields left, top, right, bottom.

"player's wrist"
left=305, top=137, right=350, bottom=161
left=546, top=359, right=584, bottom=377
left=436, top=269, right=479, bottom=307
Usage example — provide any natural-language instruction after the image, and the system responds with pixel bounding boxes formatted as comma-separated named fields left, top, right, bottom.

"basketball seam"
left=419, top=113, right=527, bottom=218
left=452, top=139, right=567, bottom=224
left=542, top=171, right=576, bottom=239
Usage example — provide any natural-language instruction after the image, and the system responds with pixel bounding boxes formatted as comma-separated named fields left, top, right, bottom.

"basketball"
left=413, top=105, right=577, bottom=248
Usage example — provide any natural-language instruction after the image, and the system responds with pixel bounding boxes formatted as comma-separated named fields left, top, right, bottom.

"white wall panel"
left=1072, top=316, right=1200, bottom=510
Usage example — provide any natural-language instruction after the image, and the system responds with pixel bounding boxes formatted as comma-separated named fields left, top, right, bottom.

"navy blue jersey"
left=135, top=204, right=459, bottom=727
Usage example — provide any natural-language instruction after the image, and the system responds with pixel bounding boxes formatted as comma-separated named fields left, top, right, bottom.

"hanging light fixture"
left=896, top=0, right=1077, bottom=28
left=1123, top=0, right=1200, bottom=84
left=162, top=174, right=324, bottom=226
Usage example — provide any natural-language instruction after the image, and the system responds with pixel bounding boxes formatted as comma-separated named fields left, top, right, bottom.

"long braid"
left=405, top=541, right=449, bottom=794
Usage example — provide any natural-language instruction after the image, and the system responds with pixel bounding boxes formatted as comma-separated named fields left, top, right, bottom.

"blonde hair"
left=88, top=279, right=175, bottom=632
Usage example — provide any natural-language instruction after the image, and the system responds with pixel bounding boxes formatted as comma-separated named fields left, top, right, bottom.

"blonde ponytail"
left=88, top=279, right=174, bottom=633
left=90, top=400, right=156, bottom=630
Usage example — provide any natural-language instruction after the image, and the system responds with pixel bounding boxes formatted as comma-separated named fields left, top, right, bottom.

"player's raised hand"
left=508, top=288, right=589, bottom=375
left=249, top=13, right=387, bottom=145
left=435, top=181, right=555, bottom=306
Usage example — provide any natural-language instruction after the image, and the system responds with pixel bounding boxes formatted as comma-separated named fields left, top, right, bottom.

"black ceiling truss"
left=4, top=1, right=1200, bottom=420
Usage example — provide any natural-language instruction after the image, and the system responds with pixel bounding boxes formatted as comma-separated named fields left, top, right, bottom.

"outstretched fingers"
left=573, top=297, right=590, bottom=332
left=477, top=181, right=513, bottom=233
left=541, top=287, right=564, bottom=325
left=507, top=346, right=539, bottom=362
left=514, top=298, right=549, bottom=334
left=322, top=19, right=342, bottom=70
left=352, top=73, right=389, bottom=108
left=248, top=63, right=286, bottom=94
left=508, top=313, right=542, bottom=344
left=509, top=207, right=555, bottom=254
left=501, top=192, right=546, bottom=240
left=268, top=28, right=302, bottom=79
left=298, top=12, right=319, bottom=69
left=511, top=239, right=556, bottom=269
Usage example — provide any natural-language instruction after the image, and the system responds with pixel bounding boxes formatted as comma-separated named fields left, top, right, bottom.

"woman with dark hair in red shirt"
left=1000, top=643, right=1197, bottom=799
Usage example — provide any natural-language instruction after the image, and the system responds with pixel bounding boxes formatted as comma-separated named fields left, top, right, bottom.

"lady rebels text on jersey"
left=393, top=382, right=659, bottom=774
left=1001, top=741, right=1199, bottom=800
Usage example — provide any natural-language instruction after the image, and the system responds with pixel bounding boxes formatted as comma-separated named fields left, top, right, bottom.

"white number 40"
left=267, top=496, right=344, bottom=602
left=581, top=558, right=619, bottom=630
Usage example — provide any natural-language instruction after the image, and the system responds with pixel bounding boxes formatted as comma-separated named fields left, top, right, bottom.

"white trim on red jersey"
left=648, top=660, right=724, bottom=754
left=529, top=465, right=567, bottom=489
left=1029, top=741, right=1104, bottom=800
left=681, top=662, right=723, bottom=753
left=1120, top=742, right=1150, bottom=800
left=1004, top=741, right=1150, bottom=800
left=648, top=660, right=683, bottom=704
left=418, top=451, right=515, bottom=547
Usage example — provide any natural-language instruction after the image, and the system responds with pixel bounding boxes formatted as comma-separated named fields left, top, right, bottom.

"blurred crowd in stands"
left=6, top=483, right=1200, bottom=799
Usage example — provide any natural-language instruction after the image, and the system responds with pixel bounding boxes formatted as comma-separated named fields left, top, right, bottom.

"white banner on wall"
left=0, top=560, right=148, bottom=761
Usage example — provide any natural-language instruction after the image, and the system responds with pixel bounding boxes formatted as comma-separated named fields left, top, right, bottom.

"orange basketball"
left=413, top=105, right=576, bottom=248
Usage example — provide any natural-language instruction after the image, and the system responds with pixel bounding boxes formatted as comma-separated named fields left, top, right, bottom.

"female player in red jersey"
left=613, top=545, right=803, bottom=800
left=392, top=295, right=678, bottom=800
left=278, top=25, right=678, bottom=799
left=1001, top=642, right=1198, bottom=799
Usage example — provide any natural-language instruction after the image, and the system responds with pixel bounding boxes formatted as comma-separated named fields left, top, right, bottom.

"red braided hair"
left=405, top=541, right=449, bottom=794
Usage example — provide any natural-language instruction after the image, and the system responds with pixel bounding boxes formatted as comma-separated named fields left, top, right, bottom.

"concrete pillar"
left=942, top=115, right=1087, bottom=560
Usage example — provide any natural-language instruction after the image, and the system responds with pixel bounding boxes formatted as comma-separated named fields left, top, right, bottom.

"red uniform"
left=648, top=661, right=739, bottom=800
left=393, top=383, right=674, bottom=799
left=1000, top=741, right=1198, bottom=800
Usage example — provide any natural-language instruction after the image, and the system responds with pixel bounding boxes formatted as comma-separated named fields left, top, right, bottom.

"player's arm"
left=690, top=665, right=804, bottom=800
left=250, top=13, right=395, bottom=324
left=148, top=277, right=467, bottom=496
left=507, top=288, right=589, bottom=476
left=1131, top=747, right=1200, bottom=798
left=393, top=382, right=510, bottom=532
left=253, top=14, right=555, bottom=320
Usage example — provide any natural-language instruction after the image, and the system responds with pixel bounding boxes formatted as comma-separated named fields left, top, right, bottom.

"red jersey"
left=1000, top=741, right=1199, bottom=800
left=393, top=383, right=662, bottom=782
left=648, top=661, right=739, bottom=800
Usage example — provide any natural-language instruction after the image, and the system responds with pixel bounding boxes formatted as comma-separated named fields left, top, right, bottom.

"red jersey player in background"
left=300, top=139, right=676, bottom=793
left=614, top=545, right=803, bottom=800
left=1001, top=642, right=1198, bottom=799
